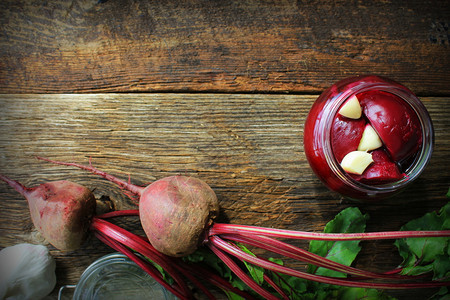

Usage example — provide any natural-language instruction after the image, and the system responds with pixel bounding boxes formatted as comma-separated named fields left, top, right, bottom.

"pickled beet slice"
left=359, top=91, right=422, bottom=162
left=331, top=114, right=366, bottom=163
left=352, top=149, right=403, bottom=184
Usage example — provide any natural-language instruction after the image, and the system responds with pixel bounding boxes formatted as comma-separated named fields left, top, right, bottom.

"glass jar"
left=303, top=75, right=434, bottom=201
left=67, top=253, right=177, bottom=300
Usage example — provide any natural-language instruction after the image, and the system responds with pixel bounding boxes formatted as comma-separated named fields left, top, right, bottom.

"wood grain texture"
left=0, top=93, right=449, bottom=299
left=1, top=0, right=449, bottom=94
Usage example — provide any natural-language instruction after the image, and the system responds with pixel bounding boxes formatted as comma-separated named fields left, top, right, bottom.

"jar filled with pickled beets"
left=303, top=75, right=434, bottom=201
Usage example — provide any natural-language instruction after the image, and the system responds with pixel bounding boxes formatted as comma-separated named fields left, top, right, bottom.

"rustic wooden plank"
left=0, top=94, right=448, bottom=299
left=1, top=1, right=449, bottom=94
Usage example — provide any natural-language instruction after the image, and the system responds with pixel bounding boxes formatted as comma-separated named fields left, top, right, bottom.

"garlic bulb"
left=0, top=243, right=56, bottom=300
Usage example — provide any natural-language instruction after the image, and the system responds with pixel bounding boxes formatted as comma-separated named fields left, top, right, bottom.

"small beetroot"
left=0, top=175, right=96, bottom=251
left=140, top=175, right=220, bottom=257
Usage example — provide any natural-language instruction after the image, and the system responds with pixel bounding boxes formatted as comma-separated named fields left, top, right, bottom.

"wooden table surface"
left=0, top=1, right=449, bottom=299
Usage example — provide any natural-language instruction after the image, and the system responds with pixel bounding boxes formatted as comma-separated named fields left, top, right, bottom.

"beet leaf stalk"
left=37, top=157, right=450, bottom=299
left=208, top=235, right=449, bottom=290
left=93, top=210, right=256, bottom=300
left=209, top=223, right=450, bottom=241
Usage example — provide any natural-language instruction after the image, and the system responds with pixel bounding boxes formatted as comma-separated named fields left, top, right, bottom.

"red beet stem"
left=95, top=217, right=254, bottom=300
left=269, top=272, right=297, bottom=299
left=210, top=223, right=450, bottom=241
left=174, top=261, right=257, bottom=300
left=91, top=218, right=191, bottom=297
left=96, top=209, right=140, bottom=219
left=170, top=263, right=216, bottom=300
left=208, top=243, right=280, bottom=300
left=95, top=231, right=188, bottom=300
left=263, top=273, right=290, bottom=300
left=219, top=233, right=407, bottom=280
left=210, top=235, right=450, bottom=290
left=36, top=157, right=144, bottom=196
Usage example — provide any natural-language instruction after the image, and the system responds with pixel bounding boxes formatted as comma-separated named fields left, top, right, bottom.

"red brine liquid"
left=303, top=75, right=434, bottom=201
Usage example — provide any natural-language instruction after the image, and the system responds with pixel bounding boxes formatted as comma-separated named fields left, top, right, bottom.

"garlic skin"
left=0, top=243, right=56, bottom=300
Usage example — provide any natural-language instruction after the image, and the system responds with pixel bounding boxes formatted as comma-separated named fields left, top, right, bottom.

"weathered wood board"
left=0, top=94, right=448, bottom=299
left=1, top=1, right=449, bottom=94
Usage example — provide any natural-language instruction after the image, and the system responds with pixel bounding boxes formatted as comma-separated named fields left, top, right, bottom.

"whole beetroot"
left=140, top=175, right=219, bottom=257
left=0, top=175, right=96, bottom=251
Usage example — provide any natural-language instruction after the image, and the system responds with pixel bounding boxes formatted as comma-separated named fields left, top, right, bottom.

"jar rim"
left=321, top=79, right=434, bottom=196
